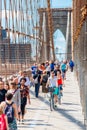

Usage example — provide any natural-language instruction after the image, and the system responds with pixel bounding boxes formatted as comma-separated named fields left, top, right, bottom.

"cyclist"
left=46, top=71, right=58, bottom=107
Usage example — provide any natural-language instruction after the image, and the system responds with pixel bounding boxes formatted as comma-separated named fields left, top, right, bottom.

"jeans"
left=58, top=85, right=63, bottom=99
left=35, top=83, right=40, bottom=97
left=70, top=67, right=73, bottom=72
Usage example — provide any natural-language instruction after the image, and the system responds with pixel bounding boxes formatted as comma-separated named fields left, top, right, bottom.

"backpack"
left=42, top=75, right=48, bottom=83
left=4, top=102, right=14, bottom=124
left=0, top=114, right=7, bottom=130
left=69, top=61, right=74, bottom=67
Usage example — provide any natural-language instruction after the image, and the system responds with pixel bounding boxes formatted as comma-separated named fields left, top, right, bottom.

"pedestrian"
left=20, top=78, right=31, bottom=122
left=31, top=63, right=37, bottom=77
left=50, top=60, right=55, bottom=71
left=0, top=81, right=7, bottom=103
left=54, top=65, right=61, bottom=76
left=45, top=61, right=51, bottom=77
left=4, top=81, right=9, bottom=91
left=40, top=63, right=45, bottom=72
left=8, top=81, right=21, bottom=122
left=18, top=71, right=30, bottom=87
left=56, top=70, right=63, bottom=104
left=0, top=104, right=9, bottom=130
left=33, top=66, right=42, bottom=98
left=69, top=59, right=74, bottom=72
left=61, top=60, right=67, bottom=80
left=1, top=93, right=18, bottom=130
left=41, top=70, right=48, bottom=94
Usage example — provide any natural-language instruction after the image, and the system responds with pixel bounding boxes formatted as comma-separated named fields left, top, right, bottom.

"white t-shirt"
left=48, top=76, right=57, bottom=87
left=46, top=65, right=51, bottom=72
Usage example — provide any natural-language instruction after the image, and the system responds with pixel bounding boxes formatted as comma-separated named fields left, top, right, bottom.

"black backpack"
left=42, top=75, right=48, bottom=83
left=4, top=102, right=14, bottom=123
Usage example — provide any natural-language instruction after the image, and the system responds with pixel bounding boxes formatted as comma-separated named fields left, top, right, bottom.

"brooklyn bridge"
left=0, top=0, right=87, bottom=130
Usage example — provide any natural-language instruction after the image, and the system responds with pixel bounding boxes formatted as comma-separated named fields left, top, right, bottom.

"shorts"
left=53, top=87, right=58, bottom=95
left=62, top=69, right=66, bottom=73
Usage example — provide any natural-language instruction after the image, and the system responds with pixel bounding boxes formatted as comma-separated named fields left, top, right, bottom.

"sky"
left=1, top=0, right=72, bottom=61
left=51, top=0, right=72, bottom=8
left=51, top=0, right=72, bottom=61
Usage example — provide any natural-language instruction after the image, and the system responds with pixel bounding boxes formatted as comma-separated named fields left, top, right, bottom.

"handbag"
left=34, top=77, right=38, bottom=84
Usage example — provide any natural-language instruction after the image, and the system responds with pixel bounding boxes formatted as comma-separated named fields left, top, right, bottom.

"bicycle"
left=48, top=87, right=57, bottom=111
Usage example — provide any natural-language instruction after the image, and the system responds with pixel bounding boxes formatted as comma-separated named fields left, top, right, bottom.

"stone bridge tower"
left=38, top=8, right=72, bottom=62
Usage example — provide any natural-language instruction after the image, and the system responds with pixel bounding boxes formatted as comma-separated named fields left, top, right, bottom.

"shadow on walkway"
left=30, top=89, right=85, bottom=130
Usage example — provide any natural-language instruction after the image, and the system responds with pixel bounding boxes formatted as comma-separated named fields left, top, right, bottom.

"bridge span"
left=0, top=0, right=87, bottom=129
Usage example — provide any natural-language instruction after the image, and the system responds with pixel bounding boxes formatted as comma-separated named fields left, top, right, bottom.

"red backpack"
left=0, top=114, right=7, bottom=130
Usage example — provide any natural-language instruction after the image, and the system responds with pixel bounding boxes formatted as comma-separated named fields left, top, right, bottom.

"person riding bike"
left=46, top=71, right=58, bottom=107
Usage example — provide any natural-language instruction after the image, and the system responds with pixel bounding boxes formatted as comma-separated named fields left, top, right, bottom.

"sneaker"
left=49, top=98, right=51, bottom=101
left=22, top=119, right=24, bottom=124
left=54, top=104, right=57, bottom=108
left=17, top=119, right=20, bottom=124
left=60, top=92, right=63, bottom=96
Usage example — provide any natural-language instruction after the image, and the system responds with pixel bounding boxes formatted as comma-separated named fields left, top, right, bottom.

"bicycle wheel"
left=58, top=97, right=61, bottom=105
left=50, top=93, right=55, bottom=111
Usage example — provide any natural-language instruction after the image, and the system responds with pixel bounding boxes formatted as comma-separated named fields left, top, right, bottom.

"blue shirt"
left=31, top=66, right=37, bottom=75
left=50, top=63, right=55, bottom=71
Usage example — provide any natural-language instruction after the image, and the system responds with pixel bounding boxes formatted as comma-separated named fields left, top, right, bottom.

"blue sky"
left=1, top=0, right=72, bottom=60
left=51, top=0, right=72, bottom=8
left=51, top=0, right=72, bottom=61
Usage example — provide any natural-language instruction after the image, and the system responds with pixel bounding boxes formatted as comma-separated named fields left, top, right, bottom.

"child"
left=0, top=105, right=9, bottom=130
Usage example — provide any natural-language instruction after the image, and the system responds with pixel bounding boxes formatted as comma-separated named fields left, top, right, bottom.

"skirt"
left=53, top=87, right=59, bottom=95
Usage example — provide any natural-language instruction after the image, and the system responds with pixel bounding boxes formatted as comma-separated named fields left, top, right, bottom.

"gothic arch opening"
left=53, top=29, right=66, bottom=61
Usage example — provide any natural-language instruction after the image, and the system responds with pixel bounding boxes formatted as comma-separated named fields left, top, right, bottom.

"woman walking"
left=8, top=81, right=21, bottom=122
left=20, top=77, right=31, bottom=122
